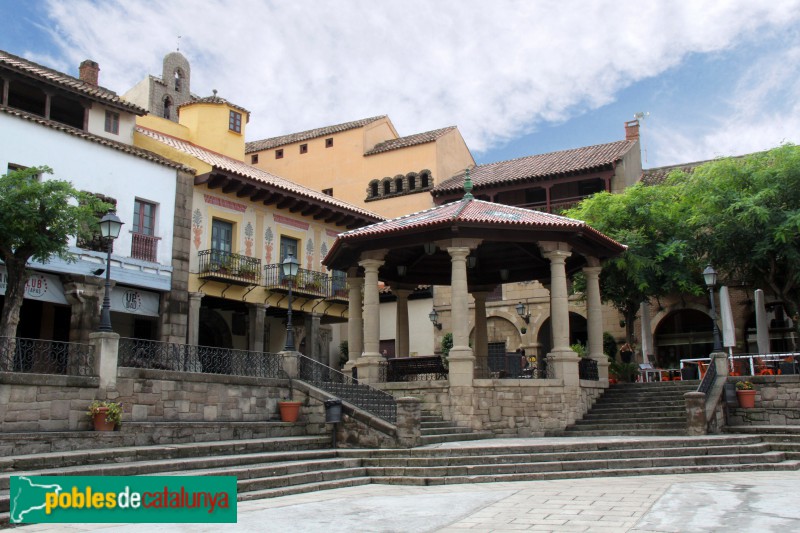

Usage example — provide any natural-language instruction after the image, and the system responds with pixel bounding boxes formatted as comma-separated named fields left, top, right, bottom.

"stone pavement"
left=15, top=470, right=799, bottom=533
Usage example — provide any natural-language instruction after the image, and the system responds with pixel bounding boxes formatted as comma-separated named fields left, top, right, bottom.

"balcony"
left=198, top=250, right=262, bottom=286
left=131, top=232, right=159, bottom=262
left=264, top=264, right=329, bottom=299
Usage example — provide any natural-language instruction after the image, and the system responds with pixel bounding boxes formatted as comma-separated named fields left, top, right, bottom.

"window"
left=383, top=180, right=391, bottom=195
left=299, top=143, right=308, bottom=154
left=132, top=199, right=158, bottom=262
left=251, top=154, right=259, bottom=164
left=211, top=219, right=234, bottom=254
left=325, top=138, right=334, bottom=148
left=163, top=97, right=172, bottom=120
left=229, top=110, right=242, bottom=133
left=104, top=111, right=119, bottom=134
left=279, top=236, right=299, bottom=277
left=395, top=177, right=403, bottom=192
left=370, top=181, right=379, bottom=198
left=275, top=149, right=284, bottom=159
left=322, top=188, right=333, bottom=196
left=7, top=163, right=41, bottom=181
left=174, top=69, right=182, bottom=92
left=420, top=171, right=430, bottom=188
left=409, top=174, right=416, bottom=190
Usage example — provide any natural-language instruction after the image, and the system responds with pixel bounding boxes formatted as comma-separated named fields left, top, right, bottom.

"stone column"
left=540, top=242, right=578, bottom=386
left=447, top=247, right=475, bottom=386
left=472, top=291, right=489, bottom=376
left=394, top=288, right=411, bottom=358
left=357, top=255, right=385, bottom=384
left=583, top=263, right=609, bottom=383
left=186, top=292, right=204, bottom=372
left=248, top=303, right=267, bottom=353
left=304, top=312, right=322, bottom=362
left=344, top=269, right=364, bottom=376
left=89, top=331, right=120, bottom=390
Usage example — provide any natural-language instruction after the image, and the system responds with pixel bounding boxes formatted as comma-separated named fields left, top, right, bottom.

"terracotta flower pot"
left=278, top=401, right=302, bottom=422
left=736, top=389, right=756, bottom=408
left=92, top=407, right=116, bottom=431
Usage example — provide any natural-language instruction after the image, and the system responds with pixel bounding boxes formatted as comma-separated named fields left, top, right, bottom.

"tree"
left=564, top=182, right=704, bottom=342
left=0, top=166, right=109, bottom=338
left=673, top=144, right=800, bottom=324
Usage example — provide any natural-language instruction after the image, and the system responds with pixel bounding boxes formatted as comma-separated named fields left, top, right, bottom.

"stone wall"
left=727, top=375, right=800, bottom=426
left=380, top=378, right=605, bottom=437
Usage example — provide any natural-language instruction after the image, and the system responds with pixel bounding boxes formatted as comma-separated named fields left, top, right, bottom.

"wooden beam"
left=313, top=208, right=332, bottom=220
left=222, top=179, right=243, bottom=194
left=301, top=204, right=322, bottom=217
left=264, top=193, right=283, bottom=206
left=289, top=200, right=308, bottom=213
left=236, top=184, right=255, bottom=198
left=207, top=174, right=227, bottom=189
left=276, top=196, right=296, bottom=210
left=250, top=189, right=269, bottom=202
left=325, top=211, right=345, bottom=224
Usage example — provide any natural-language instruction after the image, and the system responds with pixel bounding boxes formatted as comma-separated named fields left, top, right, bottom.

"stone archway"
left=653, top=308, right=713, bottom=367
left=198, top=308, right=233, bottom=374
left=536, top=312, right=588, bottom=358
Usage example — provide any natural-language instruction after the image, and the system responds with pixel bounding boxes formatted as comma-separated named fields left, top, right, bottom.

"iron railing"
left=697, top=359, right=717, bottom=395
left=131, top=232, right=159, bottom=262
left=297, top=353, right=397, bottom=423
left=0, top=337, right=95, bottom=376
left=198, top=250, right=262, bottom=285
left=263, top=264, right=329, bottom=299
left=578, top=358, right=599, bottom=381
left=118, top=337, right=283, bottom=378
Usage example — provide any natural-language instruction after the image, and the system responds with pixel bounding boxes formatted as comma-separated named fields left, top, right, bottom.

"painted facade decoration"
left=192, top=208, right=203, bottom=249
left=244, top=222, right=254, bottom=256
left=306, top=238, right=314, bottom=270
left=264, top=226, right=274, bottom=264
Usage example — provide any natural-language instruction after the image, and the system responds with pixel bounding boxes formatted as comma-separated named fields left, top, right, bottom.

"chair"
left=697, top=362, right=708, bottom=379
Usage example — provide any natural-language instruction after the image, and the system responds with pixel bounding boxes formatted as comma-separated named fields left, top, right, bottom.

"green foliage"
left=736, top=380, right=754, bottom=391
left=570, top=341, right=586, bottom=357
left=609, top=361, right=639, bottom=383
left=565, top=180, right=705, bottom=341
left=0, top=166, right=111, bottom=337
left=87, top=400, right=123, bottom=426
left=603, top=332, right=618, bottom=360
left=671, top=144, right=800, bottom=322
left=338, top=340, right=349, bottom=368
left=440, top=332, right=453, bottom=358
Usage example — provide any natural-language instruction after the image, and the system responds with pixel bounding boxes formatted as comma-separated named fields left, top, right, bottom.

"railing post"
left=684, top=391, right=707, bottom=435
left=89, top=331, right=120, bottom=389
left=395, top=396, right=421, bottom=448
left=279, top=350, right=300, bottom=379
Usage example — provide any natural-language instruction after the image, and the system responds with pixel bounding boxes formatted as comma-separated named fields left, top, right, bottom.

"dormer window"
left=229, top=110, right=242, bottom=133
left=104, top=111, right=119, bottom=134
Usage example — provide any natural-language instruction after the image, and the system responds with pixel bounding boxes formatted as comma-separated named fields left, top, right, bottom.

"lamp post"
left=282, top=253, right=300, bottom=351
left=428, top=308, right=442, bottom=330
left=703, top=264, right=723, bottom=352
left=97, top=212, right=123, bottom=332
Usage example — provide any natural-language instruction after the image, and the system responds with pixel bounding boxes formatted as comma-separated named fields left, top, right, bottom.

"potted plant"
left=278, top=396, right=302, bottom=422
left=735, top=381, right=756, bottom=408
left=87, top=400, right=123, bottom=431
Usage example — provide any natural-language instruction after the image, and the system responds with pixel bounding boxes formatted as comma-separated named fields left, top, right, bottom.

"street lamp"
left=515, top=302, right=531, bottom=324
left=282, top=253, right=300, bottom=351
left=428, top=308, right=442, bottom=330
left=97, top=211, right=123, bottom=332
left=703, top=264, right=723, bottom=352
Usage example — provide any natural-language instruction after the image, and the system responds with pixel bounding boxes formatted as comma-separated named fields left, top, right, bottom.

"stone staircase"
left=550, top=380, right=700, bottom=436
left=419, top=410, right=494, bottom=445
left=5, top=432, right=800, bottom=526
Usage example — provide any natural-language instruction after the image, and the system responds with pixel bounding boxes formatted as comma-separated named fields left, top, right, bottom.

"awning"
left=0, top=266, right=68, bottom=305
left=111, top=286, right=160, bottom=317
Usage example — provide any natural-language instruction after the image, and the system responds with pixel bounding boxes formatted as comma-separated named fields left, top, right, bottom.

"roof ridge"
left=245, top=115, right=387, bottom=153
left=474, top=139, right=634, bottom=170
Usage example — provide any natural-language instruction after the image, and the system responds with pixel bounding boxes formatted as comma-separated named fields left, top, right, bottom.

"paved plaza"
left=15, top=469, right=799, bottom=533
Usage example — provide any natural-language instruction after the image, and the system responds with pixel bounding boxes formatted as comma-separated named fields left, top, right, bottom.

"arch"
left=368, top=180, right=379, bottom=198
left=653, top=307, right=713, bottom=368
left=536, top=312, right=588, bottom=358
left=394, top=175, right=404, bottom=193
left=419, top=170, right=431, bottom=188
left=174, top=68, right=184, bottom=92
left=407, top=172, right=418, bottom=190
left=382, top=178, right=392, bottom=195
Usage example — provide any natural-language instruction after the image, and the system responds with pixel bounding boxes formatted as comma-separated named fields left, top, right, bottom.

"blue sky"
left=1, top=0, right=798, bottom=168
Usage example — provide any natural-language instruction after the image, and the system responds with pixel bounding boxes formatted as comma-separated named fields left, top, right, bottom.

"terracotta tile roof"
left=137, top=126, right=383, bottom=221
left=0, top=49, right=146, bottom=115
left=364, top=126, right=456, bottom=156
left=1, top=105, right=192, bottom=171
left=337, top=196, right=624, bottom=250
left=433, top=139, right=637, bottom=195
left=245, top=116, right=387, bottom=153
left=178, top=94, right=250, bottom=119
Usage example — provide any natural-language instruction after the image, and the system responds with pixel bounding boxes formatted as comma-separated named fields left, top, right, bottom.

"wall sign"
left=111, top=287, right=160, bottom=317
left=0, top=266, right=68, bottom=305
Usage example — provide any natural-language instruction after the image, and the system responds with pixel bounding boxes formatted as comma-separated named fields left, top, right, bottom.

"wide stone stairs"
left=3, top=430, right=800, bottom=526
left=551, top=380, right=700, bottom=437
left=420, top=410, right=494, bottom=445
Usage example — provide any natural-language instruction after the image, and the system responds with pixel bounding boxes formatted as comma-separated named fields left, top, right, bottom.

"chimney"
left=625, top=119, right=640, bottom=141
left=79, top=60, right=100, bottom=86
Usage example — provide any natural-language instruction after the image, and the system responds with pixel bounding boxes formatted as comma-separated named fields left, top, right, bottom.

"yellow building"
left=132, top=94, right=382, bottom=365
left=246, top=116, right=475, bottom=219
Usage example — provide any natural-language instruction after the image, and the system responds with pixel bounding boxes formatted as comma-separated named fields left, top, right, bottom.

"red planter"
left=736, top=389, right=756, bottom=409
left=92, top=407, right=116, bottom=431
left=278, top=401, right=302, bottom=422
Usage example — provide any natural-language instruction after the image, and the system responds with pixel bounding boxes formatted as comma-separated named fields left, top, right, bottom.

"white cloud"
left=39, top=0, right=800, bottom=159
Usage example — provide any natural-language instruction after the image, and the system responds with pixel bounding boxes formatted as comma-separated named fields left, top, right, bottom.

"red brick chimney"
left=79, top=60, right=100, bottom=86
left=625, top=119, right=640, bottom=141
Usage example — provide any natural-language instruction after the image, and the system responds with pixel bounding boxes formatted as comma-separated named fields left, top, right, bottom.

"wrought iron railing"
left=131, top=232, right=159, bottom=262
left=297, top=353, right=397, bottom=423
left=118, top=337, right=283, bottom=378
left=327, top=270, right=349, bottom=301
left=198, top=250, right=261, bottom=284
left=697, top=359, right=717, bottom=395
left=578, top=358, right=599, bottom=381
left=0, top=337, right=95, bottom=376
left=263, top=264, right=329, bottom=298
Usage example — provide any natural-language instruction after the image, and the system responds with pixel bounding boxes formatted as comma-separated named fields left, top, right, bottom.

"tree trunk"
left=0, top=257, right=28, bottom=339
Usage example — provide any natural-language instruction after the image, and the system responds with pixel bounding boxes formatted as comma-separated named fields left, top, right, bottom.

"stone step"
left=573, top=416, right=687, bottom=426
left=420, top=432, right=495, bottom=445
left=421, top=426, right=475, bottom=436
left=551, top=428, right=688, bottom=437
left=585, top=407, right=686, bottom=416
left=237, top=477, right=373, bottom=501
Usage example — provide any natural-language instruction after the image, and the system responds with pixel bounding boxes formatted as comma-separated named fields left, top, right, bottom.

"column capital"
left=582, top=265, right=602, bottom=278
left=189, top=291, right=204, bottom=302
left=447, top=247, right=471, bottom=261
left=539, top=241, right=572, bottom=258
left=392, top=288, right=412, bottom=300
left=471, top=290, right=489, bottom=302
left=359, top=249, right=388, bottom=262
left=358, top=257, right=385, bottom=270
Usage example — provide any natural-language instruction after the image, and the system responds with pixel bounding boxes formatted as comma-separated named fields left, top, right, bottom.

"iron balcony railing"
left=264, top=264, right=341, bottom=299
left=198, top=250, right=262, bottom=285
left=131, top=232, right=159, bottom=262
left=118, top=337, right=283, bottom=378
left=0, top=337, right=95, bottom=376
left=297, top=353, right=397, bottom=423
left=697, top=359, right=717, bottom=395
left=578, top=357, right=599, bottom=381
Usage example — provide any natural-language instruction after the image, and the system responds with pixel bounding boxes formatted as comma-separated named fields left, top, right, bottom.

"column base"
left=354, top=353, right=385, bottom=385
left=547, top=349, right=580, bottom=387
left=448, top=347, right=475, bottom=387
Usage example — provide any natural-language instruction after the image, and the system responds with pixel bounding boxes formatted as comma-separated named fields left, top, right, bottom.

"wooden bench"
left=386, top=355, right=448, bottom=382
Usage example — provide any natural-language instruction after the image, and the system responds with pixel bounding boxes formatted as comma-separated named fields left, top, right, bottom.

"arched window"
left=408, top=173, right=417, bottom=190
left=420, top=171, right=430, bottom=188
left=395, top=177, right=403, bottom=192
left=174, top=69, right=183, bottom=92
left=369, top=181, right=379, bottom=198
left=163, top=96, right=172, bottom=119
left=383, top=179, right=392, bottom=195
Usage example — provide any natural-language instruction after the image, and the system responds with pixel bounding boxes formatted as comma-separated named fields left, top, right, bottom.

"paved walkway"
left=17, top=470, right=800, bottom=532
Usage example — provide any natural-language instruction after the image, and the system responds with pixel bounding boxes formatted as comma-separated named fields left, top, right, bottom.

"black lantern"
left=428, top=308, right=442, bottom=330
left=703, top=264, right=722, bottom=351
left=282, top=254, right=300, bottom=351
left=97, top=212, right=123, bottom=332
left=516, top=302, right=530, bottom=324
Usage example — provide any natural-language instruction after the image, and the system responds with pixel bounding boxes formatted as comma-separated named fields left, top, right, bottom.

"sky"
left=0, top=0, right=798, bottom=168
